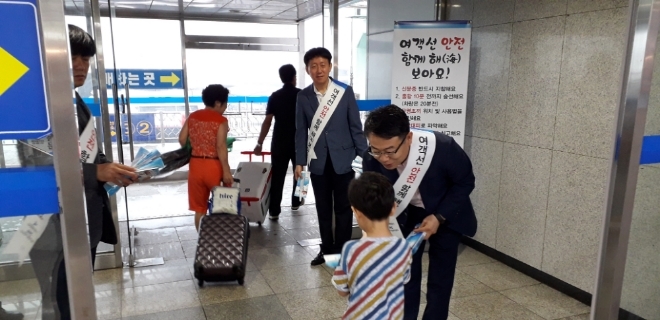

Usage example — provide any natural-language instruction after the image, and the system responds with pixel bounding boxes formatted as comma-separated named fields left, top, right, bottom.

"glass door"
left=63, top=0, right=125, bottom=270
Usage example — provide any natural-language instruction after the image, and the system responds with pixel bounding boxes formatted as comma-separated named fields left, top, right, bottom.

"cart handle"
left=241, top=151, right=271, bottom=162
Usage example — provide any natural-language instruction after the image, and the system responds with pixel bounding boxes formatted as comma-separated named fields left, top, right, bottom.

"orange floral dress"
left=187, top=109, right=227, bottom=213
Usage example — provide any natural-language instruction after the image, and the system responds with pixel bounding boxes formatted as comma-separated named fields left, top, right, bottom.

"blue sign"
left=0, top=167, right=59, bottom=217
left=106, top=69, right=184, bottom=90
left=109, top=114, right=157, bottom=143
left=0, top=0, right=50, bottom=140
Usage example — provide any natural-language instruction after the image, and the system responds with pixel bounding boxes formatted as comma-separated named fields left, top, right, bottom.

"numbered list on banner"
left=391, top=21, right=472, bottom=147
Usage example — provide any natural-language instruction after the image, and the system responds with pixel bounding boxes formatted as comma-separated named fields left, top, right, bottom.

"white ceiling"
left=64, top=0, right=356, bottom=22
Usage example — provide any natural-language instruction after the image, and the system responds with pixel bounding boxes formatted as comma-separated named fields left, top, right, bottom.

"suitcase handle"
left=241, top=151, right=270, bottom=162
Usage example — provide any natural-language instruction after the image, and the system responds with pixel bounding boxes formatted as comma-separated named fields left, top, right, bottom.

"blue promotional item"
left=406, top=224, right=426, bottom=254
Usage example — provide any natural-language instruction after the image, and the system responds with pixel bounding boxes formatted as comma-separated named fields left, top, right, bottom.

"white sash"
left=306, top=80, right=346, bottom=166
left=5, top=113, right=98, bottom=265
left=388, top=129, right=436, bottom=238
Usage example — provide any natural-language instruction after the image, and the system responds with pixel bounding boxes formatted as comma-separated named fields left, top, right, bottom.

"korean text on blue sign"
left=106, top=69, right=184, bottom=90
left=0, top=0, right=50, bottom=140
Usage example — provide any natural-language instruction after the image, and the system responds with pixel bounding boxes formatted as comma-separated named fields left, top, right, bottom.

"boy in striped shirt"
left=332, top=172, right=413, bottom=320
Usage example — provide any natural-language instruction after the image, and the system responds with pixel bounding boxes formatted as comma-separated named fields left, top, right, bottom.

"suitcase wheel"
left=257, top=221, right=262, bottom=226
left=238, top=277, right=245, bottom=285
left=198, top=279, right=204, bottom=287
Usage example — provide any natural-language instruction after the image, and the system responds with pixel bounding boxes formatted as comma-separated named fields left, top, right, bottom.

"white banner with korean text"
left=391, top=21, right=471, bottom=148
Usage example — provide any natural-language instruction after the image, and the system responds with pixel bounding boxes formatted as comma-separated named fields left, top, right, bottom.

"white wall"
left=366, top=0, right=436, bottom=99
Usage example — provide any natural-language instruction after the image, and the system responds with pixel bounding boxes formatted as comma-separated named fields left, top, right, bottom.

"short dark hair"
left=201, top=84, right=229, bottom=107
left=68, top=24, right=96, bottom=57
left=348, top=172, right=395, bottom=221
left=304, top=47, right=332, bottom=67
left=364, top=104, right=410, bottom=139
left=279, top=64, right=296, bottom=83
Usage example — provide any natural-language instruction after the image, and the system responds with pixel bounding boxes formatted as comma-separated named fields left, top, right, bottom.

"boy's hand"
left=337, top=290, right=349, bottom=297
left=413, top=215, right=441, bottom=240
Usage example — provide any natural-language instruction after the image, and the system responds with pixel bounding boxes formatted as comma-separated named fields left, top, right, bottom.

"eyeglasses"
left=368, top=138, right=406, bottom=158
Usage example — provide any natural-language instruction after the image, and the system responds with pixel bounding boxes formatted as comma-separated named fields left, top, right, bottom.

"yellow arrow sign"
left=0, top=47, right=29, bottom=97
left=160, top=72, right=180, bottom=86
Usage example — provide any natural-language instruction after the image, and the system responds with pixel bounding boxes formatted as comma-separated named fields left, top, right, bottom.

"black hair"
left=279, top=64, right=296, bottom=83
left=68, top=24, right=96, bottom=57
left=364, top=104, right=410, bottom=139
left=303, top=47, right=332, bottom=67
left=201, top=84, right=230, bottom=107
left=348, top=172, right=395, bottom=222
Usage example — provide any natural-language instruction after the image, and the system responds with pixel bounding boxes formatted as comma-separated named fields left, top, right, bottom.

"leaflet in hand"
left=352, top=156, right=363, bottom=174
left=104, top=147, right=165, bottom=196
left=294, top=170, right=309, bottom=200
left=406, top=223, right=426, bottom=254
left=324, top=254, right=341, bottom=269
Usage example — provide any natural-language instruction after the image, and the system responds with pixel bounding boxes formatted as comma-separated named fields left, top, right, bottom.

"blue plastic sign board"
left=0, top=0, right=50, bottom=140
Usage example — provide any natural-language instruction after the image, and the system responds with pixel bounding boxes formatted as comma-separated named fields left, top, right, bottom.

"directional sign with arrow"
left=0, top=0, right=50, bottom=140
left=160, top=72, right=180, bottom=87
left=105, top=69, right=184, bottom=90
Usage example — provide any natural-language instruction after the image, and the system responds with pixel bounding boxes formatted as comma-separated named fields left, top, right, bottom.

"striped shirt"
left=332, top=237, right=412, bottom=320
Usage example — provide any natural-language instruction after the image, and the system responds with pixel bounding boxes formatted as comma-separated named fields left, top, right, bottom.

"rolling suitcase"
left=234, top=151, right=273, bottom=226
left=194, top=213, right=249, bottom=287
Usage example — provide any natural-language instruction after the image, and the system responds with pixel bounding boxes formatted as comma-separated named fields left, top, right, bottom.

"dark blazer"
left=76, top=92, right=118, bottom=248
left=295, top=79, right=368, bottom=175
left=363, top=132, right=477, bottom=237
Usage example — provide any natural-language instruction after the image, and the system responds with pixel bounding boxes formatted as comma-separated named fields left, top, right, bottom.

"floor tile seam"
left=118, top=239, right=183, bottom=247
left=269, top=282, right=334, bottom=295
left=456, top=260, right=498, bottom=272
left=255, top=262, right=312, bottom=271
left=456, top=260, right=497, bottom=268
left=121, top=278, right=198, bottom=292
left=466, top=272, right=540, bottom=293
left=453, top=268, right=499, bottom=290
left=499, top=284, right=592, bottom=319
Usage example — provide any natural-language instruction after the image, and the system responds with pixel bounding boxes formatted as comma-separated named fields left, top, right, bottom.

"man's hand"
left=97, top=163, right=137, bottom=186
left=414, top=215, right=442, bottom=240
left=254, top=144, right=263, bottom=156
left=295, top=165, right=303, bottom=181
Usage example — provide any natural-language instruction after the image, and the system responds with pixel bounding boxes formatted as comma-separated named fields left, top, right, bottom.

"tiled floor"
left=0, top=206, right=592, bottom=320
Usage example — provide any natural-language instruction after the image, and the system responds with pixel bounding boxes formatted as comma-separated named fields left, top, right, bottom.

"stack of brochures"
left=104, top=147, right=165, bottom=196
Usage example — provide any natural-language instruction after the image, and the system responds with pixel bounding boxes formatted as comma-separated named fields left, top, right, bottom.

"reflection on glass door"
left=618, top=33, right=660, bottom=319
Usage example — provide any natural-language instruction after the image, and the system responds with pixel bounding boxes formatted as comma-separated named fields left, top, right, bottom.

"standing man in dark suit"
left=362, top=105, right=477, bottom=320
left=28, top=25, right=138, bottom=319
left=294, top=47, right=368, bottom=266
left=254, top=64, right=303, bottom=219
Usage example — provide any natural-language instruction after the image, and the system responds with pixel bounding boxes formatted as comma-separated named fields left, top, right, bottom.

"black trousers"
left=310, top=155, right=355, bottom=254
left=401, top=205, right=461, bottom=320
left=269, top=147, right=301, bottom=216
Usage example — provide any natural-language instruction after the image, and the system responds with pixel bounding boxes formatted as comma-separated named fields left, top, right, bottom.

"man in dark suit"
left=254, top=64, right=303, bottom=219
left=294, top=47, right=368, bottom=266
left=362, top=105, right=477, bottom=320
left=28, top=25, right=138, bottom=319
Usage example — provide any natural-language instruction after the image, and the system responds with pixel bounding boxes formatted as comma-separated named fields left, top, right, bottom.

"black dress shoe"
left=311, top=251, right=325, bottom=266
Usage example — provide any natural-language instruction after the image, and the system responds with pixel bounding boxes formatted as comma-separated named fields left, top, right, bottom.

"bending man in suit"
left=362, top=105, right=477, bottom=320
left=294, top=47, right=368, bottom=266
